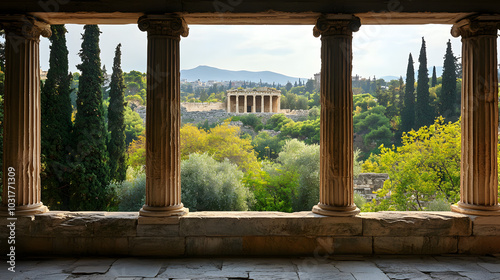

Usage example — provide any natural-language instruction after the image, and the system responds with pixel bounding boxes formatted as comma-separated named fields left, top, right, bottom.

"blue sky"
left=39, top=24, right=498, bottom=80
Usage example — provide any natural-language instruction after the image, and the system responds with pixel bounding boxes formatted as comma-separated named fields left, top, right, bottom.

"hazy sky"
left=39, top=24, right=498, bottom=80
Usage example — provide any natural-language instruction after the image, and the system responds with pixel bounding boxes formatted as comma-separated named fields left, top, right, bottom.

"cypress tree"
left=415, top=37, right=434, bottom=128
left=71, top=25, right=111, bottom=210
left=440, top=39, right=458, bottom=122
left=431, top=66, right=437, bottom=87
left=40, top=25, right=74, bottom=209
left=400, top=53, right=415, bottom=134
left=107, top=44, right=127, bottom=182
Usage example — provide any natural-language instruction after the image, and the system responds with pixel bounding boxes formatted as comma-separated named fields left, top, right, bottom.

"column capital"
left=138, top=14, right=189, bottom=38
left=0, top=15, right=51, bottom=41
left=313, top=15, right=361, bottom=37
left=451, top=16, right=500, bottom=38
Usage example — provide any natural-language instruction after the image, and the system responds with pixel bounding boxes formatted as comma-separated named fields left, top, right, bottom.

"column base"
left=0, top=203, right=48, bottom=216
left=451, top=202, right=500, bottom=216
left=312, top=204, right=360, bottom=217
left=139, top=204, right=189, bottom=217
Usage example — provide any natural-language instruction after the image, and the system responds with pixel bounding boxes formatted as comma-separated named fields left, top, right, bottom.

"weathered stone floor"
left=2, top=255, right=500, bottom=280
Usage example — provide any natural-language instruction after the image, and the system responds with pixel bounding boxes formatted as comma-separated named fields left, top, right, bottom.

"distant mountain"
left=181, top=65, right=307, bottom=84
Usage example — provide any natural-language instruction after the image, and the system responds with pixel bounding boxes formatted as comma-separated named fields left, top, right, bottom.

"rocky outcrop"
left=354, top=173, right=389, bottom=202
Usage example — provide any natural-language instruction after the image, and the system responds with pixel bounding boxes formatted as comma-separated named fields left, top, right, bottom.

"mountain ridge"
left=181, top=65, right=308, bottom=84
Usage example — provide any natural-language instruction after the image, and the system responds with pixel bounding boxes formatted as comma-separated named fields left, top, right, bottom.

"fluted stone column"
left=252, top=95, right=256, bottom=113
left=450, top=17, right=500, bottom=216
left=261, top=95, right=264, bottom=113
left=227, top=95, right=231, bottom=112
left=236, top=94, right=239, bottom=113
left=244, top=94, right=248, bottom=113
left=312, top=15, right=361, bottom=216
left=1, top=16, right=51, bottom=216
left=138, top=15, right=189, bottom=218
left=269, top=95, right=273, bottom=113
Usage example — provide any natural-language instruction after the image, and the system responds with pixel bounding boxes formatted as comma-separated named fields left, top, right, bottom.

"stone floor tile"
left=291, top=257, right=340, bottom=273
left=159, top=268, right=248, bottom=279
left=384, top=270, right=433, bottom=280
left=334, top=261, right=382, bottom=273
left=428, top=272, right=471, bottom=280
left=249, top=271, right=299, bottom=280
left=72, top=258, right=117, bottom=268
left=33, top=273, right=70, bottom=280
left=222, top=258, right=295, bottom=272
left=72, top=265, right=110, bottom=274
left=478, top=262, right=500, bottom=272
left=298, top=272, right=355, bottom=280
left=65, top=276, right=115, bottom=280
left=458, top=271, right=500, bottom=280
left=352, top=271, right=390, bottom=280
left=433, top=256, right=486, bottom=272
left=105, top=258, right=163, bottom=277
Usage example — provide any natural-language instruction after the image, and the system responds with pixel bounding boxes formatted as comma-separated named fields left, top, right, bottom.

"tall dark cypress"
left=71, top=25, right=111, bottom=210
left=415, top=37, right=434, bottom=128
left=400, top=53, right=415, bottom=134
left=40, top=25, right=74, bottom=209
left=440, top=39, right=458, bottom=122
left=107, top=44, right=127, bottom=182
left=431, top=66, right=437, bottom=87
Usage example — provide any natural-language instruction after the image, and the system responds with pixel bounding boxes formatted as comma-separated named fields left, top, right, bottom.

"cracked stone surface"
left=3, top=255, right=500, bottom=279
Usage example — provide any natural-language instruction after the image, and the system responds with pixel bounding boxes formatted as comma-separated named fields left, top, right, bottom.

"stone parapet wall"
left=2, top=211, right=498, bottom=257
left=181, top=102, right=226, bottom=112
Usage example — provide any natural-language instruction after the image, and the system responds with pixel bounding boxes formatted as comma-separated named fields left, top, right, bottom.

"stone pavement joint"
left=2, top=255, right=500, bottom=280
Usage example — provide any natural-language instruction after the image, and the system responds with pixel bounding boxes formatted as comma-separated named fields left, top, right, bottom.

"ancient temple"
left=226, top=87, right=281, bottom=113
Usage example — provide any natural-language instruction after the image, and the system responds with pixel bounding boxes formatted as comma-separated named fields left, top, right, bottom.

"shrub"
left=115, top=172, right=146, bottom=211
left=181, top=153, right=250, bottom=211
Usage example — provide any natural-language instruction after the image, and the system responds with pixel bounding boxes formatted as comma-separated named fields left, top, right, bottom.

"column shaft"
left=451, top=18, right=500, bottom=215
left=236, top=95, right=239, bottom=113
left=138, top=15, right=189, bottom=218
left=252, top=95, right=256, bottom=113
left=261, top=95, right=264, bottom=113
left=1, top=16, right=51, bottom=215
left=244, top=94, right=248, bottom=113
left=227, top=95, right=231, bottom=112
left=270, top=95, right=273, bottom=113
left=312, top=15, right=361, bottom=216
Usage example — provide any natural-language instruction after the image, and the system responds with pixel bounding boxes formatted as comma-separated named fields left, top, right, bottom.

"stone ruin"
left=354, top=173, right=389, bottom=202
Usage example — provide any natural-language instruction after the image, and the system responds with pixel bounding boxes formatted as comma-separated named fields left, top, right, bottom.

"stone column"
left=138, top=14, right=189, bottom=218
left=269, top=95, right=273, bottom=113
left=1, top=16, right=51, bottom=216
left=252, top=95, right=256, bottom=113
left=236, top=94, right=239, bottom=113
left=450, top=17, right=500, bottom=216
left=227, top=94, right=231, bottom=112
left=261, top=95, right=264, bottom=113
left=312, top=15, right=361, bottom=216
left=244, top=94, right=248, bottom=113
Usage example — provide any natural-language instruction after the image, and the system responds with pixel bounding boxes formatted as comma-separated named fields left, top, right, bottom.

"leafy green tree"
left=416, top=37, right=435, bottom=128
left=305, top=79, right=314, bottom=93
left=277, top=139, right=320, bottom=210
left=239, top=114, right=263, bottom=131
left=362, top=118, right=461, bottom=211
left=107, top=44, right=127, bottom=182
left=181, top=153, right=250, bottom=211
left=285, top=81, right=292, bottom=91
left=115, top=172, right=146, bottom=211
left=252, top=131, right=285, bottom=160
left=440, top=40, right=458, bottom=122
left=264, top=114, right=292, bottom=131
left=400, top=53, right=415, bottom=134
left=124, top=107, right=145, bottom=145
left=71, top=25, right=113, bottom=210
left=40, top=25, right=73, bottom=209
left=431, top=66, right=437, bottom=87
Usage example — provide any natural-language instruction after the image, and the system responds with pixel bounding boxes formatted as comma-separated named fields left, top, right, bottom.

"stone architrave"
left=312, top=15, right=361, bottom=216
left=138, top=14, right=189, bottom=218
left=450, top=17, right=500, bottom=216
left=1, top=16, right=51, bottom=216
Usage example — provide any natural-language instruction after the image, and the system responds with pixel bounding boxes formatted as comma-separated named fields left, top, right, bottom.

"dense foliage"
left=40, top=25, right=74, bottom=209
left=71, top=25, right=114, bottom=210
left=107, top=44, right=128, bottom=182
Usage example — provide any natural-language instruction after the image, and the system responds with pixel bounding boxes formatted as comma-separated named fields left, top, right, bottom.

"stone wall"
left=354, top=173, right=389, bottom=202
left=181, top=102, right=226, bottom=112
left=2, top=211, right=498, bottom=257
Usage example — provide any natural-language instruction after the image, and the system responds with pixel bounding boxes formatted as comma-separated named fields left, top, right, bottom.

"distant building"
left=226, top=87, right=281, bottom=113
